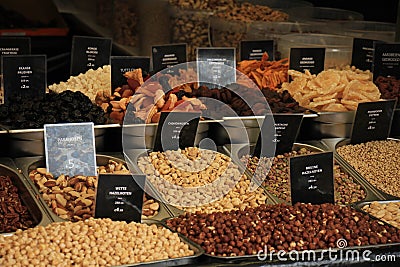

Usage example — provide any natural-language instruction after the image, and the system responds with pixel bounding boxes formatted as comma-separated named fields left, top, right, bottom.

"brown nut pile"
left=241, top=148, right=366, bottom=205
left=211, top=3, right=288, bottom=50
left=281, top=68, right=380, bottom=112
left=0, top=175, right=34, bottom=233
left=29, top=159, right=160, bottom=221
left=167, top=203, right=400, bottom=257
left=216, top=2, right=288, bottom=23
left=169, top=0, right=235, bottom=60
left=112, top=0, right=138, bottom=47
left=362, top=201, right=400, bottom=229
left=375, top=76, right=400, bottom=106
left=336, top=140, right=400, bottom=198
left=138, top=147, right=268, bottom=214
left=0, top=218, right=194, bottom=266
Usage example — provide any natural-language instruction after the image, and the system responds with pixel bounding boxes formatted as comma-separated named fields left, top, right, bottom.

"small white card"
left=44, top=122, right=97, bottom=177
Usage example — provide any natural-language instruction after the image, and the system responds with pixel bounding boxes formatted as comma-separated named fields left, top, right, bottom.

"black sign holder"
left=2, top=54, right=46, bottom=104
left=70, top=36, right=112, bottom=76
left=153, top=111, right=201, bottom=152
left=290, top=152, right=334, bottom=205
left=95, top=174, right=145, bottom=222
left=254, top=114, right=303, bottom=158
left=289, top=48, right=325, bottom=75
left=350, top=99, right=396, bottom=144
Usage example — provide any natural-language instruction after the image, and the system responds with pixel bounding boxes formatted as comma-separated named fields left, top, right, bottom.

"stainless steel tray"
left=0, top=158, right=52, bottom=235
left=0, top=124, right=121, bottom=157
left=352, top=200, right=400, bottom=230
left=13, top=154, right=174, bottom=223
left=334, top=138, right=400, bottom=201
left=162, top=210, right=400, bottom=263
left=123, top=120, right=216, bottom=149
left=224, top=142, right=382, bottom=205
left=126, top=147, right=281, bottom=218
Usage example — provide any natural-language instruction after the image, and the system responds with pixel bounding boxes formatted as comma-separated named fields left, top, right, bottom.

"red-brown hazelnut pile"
left=166, top=203, right=400, bottom=257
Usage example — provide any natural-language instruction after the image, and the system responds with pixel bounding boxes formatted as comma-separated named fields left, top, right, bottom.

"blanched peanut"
left=0, top=218, right=194, bottom=266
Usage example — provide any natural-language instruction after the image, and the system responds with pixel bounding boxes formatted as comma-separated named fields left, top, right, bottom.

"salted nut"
left=138, top=147, right=269, bottom=214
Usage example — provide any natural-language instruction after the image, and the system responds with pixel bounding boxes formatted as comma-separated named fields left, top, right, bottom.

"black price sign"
left=240, top=40, right=274, bottom=61
left=289, top=48, right=325, bottom=75
left=153, top=112, right=200, bottom=152
left=373, top=43, right=400, bottom=80
left=94, top=174, right=145, bottom=222
left=350, top=100, right=396, bottom=144
left=151, top=43, right=187, bottom=73
left=351, top=38, right=380, bottom=71
left=2, top=55, right=46, bottom=104
left=111, top=56, right=150, bottom=91
left=44, top=122, right=97, bottom=177
left=290, top=152, right=334, bottom=205
left=0, top=37, right=30, bottom=71
left=254, top=114, right=303, bottom=158
left=70, top=36, right=112, bottom=76
left=197, top=47, right=236, bottom=87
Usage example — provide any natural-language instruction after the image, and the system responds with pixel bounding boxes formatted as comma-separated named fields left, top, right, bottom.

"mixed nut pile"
left=167, top=203, right=400, bottom=257
left=0, top=175, right=34, bottom=233
left=241, top=147, right=367, bottom=205
left=0, top=218, right=194, bottom=266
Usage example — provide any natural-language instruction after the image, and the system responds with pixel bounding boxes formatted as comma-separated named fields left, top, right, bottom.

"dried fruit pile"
left=0, top=90, right=107, bottom=129
left=281, top=68, right=380, bottom=112
left=237, top=53, right=289, bottom=90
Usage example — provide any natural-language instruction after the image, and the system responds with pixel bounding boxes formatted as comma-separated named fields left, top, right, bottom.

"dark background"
left=307, top=0, right=399, bottom=23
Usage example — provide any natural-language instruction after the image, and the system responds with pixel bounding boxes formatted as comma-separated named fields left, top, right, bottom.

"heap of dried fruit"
left=281, top=68, right=380, bottom=112
left=237, top=53, right=288, bottom=90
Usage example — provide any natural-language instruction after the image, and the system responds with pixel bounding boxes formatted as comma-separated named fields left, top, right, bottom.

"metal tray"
left=126, top=147, right=280, bottom=218
left=13, top=154, right=174, bottom=223
left=352, top=200, right=400, bottom=230
left=334, top=138, right=400, bottom=201
left=0, top=124, right=121, bottom=157
left=224, top=142, right=381, bottom=205
left=0, top=158, right=52, bottom=235
left=162, top=208, right=400, bottom=263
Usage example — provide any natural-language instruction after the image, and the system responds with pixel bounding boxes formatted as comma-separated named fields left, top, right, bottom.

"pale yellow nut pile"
left=280, top=68, right=380, bottom=112
left=138, top=147, right=268, bottom=214
left=47, top=65, right=111, bottom=102
left=0, top=218, right=194, bottom=267
left=363, top=201, right=400, bottom=229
